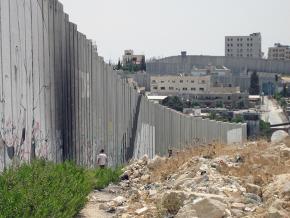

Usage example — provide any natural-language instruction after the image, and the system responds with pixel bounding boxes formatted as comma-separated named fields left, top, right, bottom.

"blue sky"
left=60, top=0, right=290, bottom=62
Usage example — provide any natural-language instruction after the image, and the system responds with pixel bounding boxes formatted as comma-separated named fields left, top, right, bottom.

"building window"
left=191, top=88, right=196, bottom=91
left=183, top=88, right=187, bottom=91
left=199, top=88, right=204, bottom=91
left=228, top=96, right=231, bottom=100
left=201, top=80, right=205, bottom=83
left=191, top=80, right=194, bottom=83
left=160, top=87, right=165, bottom=90
left=169, top=87, right=174, bottom=90
left=172, top=80, right=175, bottom=83
left=180, top=80, right=183, bottom=83
left=153, top=87, right=157, bottom=90
left=152, top=80, right=156, bottom=83
left=161, top=81, right=165, bottom=83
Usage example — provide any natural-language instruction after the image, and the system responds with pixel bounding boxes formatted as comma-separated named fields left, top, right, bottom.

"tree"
left=259, top=120, right=271, bottom=140
left=231, top=115, right=244, bottom=123
left=216, top=101, right=224, bottom=108
left=281, top=84, right=288, bottom=97
left=161, top=96, right=184, bottom=112
left=249, top=71, right=260, bottom=95
left=191, top=101, right=200, bottom=107
left=140, top=56, right=146, bottom=71
left=116, top=59, right=122, bottom=70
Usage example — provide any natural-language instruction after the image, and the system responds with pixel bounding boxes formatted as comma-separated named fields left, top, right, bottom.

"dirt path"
left=77, top=190, right=117, bottom=218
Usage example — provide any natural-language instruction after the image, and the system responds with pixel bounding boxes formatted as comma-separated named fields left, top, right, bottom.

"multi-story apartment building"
left=150, top=74, right=211, bottom=94
left=225, top=33, right=263, bottom=58
left=268, top=43, right=290, bottom=61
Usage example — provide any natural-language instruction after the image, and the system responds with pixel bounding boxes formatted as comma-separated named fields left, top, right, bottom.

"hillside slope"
left=81, top=139, right=290, bottom=217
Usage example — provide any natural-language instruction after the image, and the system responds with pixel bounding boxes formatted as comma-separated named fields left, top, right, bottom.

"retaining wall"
left=147, top=56, right=290, bottom=75
left=0, top=0, right=247, bottom=170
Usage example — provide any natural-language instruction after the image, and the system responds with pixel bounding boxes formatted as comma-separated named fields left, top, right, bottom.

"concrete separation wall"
left=0, top=0, right=247, bottom=171
left=147, top=55, right=290, bottom=74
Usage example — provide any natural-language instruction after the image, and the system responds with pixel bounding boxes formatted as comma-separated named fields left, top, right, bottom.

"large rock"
left=161, top=191, right=186, bottom=215
left=112, top=196, right=126, bottom=206
left=147, top=155, right=166, bottom=170
left=280, top=147, right=290, bottom=158
left=266, top=207, right=289, bottom=218
left=263, top=174, right=290, bottom=201
left=246, top=183, right=262, bottom=197
left=190, top=198, right=226, bottom=218
left=175, top=204, right=198, bottom=218
left=135, top=207, right=148, bottom=215
left=231, top=202, right=246, bottom=210
left=140, top=174, right=150, bottom=183
left=243, top=193, right=262, bottom=204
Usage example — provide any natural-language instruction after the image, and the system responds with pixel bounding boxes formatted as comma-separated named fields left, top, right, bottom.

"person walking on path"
left=97, top=149, right=108, bottom=169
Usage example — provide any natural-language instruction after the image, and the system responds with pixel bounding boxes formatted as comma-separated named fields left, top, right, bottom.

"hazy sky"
left=60, top=0, right=290, bottom=63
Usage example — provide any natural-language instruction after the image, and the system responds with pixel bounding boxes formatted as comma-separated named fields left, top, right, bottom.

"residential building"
left=268, top=43, right=290, bottom=61
left=149, top=74, right=248, bottom=109
left=225, top=33, right=263, bottom=58
left=122, top=50, right=145, bottom=65
left=150, top=74, right=211, bottom=94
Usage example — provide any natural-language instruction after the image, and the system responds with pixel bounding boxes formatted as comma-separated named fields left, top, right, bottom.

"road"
left=261, top=96, right=289, bottom=142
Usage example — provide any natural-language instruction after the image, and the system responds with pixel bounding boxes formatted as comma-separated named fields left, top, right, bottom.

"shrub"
left=0, top=160, right=91, bottom=218
left=93, top=167, right=123, bottom=190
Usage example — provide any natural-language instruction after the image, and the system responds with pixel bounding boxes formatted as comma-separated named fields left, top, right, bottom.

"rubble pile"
left=98, top=140, right=290, bottom=217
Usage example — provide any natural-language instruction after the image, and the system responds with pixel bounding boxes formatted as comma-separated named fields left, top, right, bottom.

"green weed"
left=0, top=160, right=90, bottom=218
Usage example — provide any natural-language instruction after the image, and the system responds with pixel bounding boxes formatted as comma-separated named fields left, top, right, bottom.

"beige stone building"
left=150, top=74, right=211, bottom=94
left=268, top=43, right=290, bottom=61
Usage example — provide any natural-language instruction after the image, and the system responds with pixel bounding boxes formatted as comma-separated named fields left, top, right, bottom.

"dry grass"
left=150, top=139, right=290, bottom=185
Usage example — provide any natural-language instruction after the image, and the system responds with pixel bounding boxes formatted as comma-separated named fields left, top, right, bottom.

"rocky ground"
left=80, top=139, right=290, bottom=218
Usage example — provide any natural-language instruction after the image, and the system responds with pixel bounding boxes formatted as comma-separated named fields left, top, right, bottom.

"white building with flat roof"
left=225, top=33, right=262, bottom=58
left=268, top=43, right=290, bottom=61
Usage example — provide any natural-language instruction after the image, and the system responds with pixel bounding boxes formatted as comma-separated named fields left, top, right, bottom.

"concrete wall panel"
left=0, top=0, right=247, bottom=170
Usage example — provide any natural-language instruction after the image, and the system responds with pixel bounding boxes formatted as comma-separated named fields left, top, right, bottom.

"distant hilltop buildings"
left=268, top=43, right=290, bottom=61
left=224, top=32, right=290, bottom=61
left=121, top=50, right=146, bottom=72
left=225, top=33, right=263, bottom=58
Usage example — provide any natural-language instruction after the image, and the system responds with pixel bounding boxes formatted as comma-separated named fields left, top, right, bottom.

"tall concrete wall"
left=147, top=56, right=290, bottom=75
left=0, top=0, right=247, bottom=171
